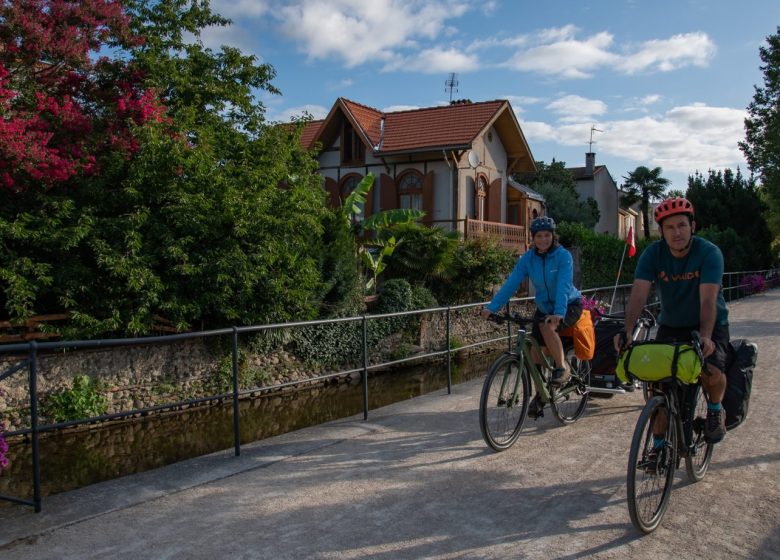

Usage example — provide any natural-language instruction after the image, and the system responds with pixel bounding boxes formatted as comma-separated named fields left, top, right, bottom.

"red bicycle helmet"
left=654, top=197, right=694, bottom=224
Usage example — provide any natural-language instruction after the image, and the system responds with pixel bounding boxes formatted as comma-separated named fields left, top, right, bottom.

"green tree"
left=621, top=166, right=670, bottom=239
left=686, top=169, right=773, bottom=270
left=740, top=26, right=780, bottom=258
left=1, top=0, right=334, bottom=336
left=515, top=160, right=599, bottom=227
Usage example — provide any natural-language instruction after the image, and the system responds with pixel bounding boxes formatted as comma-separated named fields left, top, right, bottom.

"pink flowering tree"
left=1, top=1, right=331, bottom=337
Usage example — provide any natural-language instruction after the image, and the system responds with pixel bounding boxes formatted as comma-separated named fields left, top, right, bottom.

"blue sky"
left=202, top=0, right=778, bottom=190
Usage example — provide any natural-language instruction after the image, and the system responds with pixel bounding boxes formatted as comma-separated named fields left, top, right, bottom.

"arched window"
left=397, top=171, right=423, bottom=210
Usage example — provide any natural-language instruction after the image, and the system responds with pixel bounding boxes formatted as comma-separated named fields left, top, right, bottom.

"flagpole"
left=610, top=242, right=628, bottom=312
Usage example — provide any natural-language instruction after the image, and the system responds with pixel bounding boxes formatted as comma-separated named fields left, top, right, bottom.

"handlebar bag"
left=559, top=309, right=596, bottom=361
left=616, top=341, right=702, bottom=385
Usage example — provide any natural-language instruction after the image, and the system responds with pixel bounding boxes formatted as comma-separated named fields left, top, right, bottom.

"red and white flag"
left=626, top=225, right=636, bottom=257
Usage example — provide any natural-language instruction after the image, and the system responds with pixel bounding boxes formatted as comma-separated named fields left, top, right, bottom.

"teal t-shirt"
left=634, top=236, right=729, bottom=328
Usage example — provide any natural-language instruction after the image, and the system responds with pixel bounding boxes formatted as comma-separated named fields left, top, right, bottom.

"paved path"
left=1, top=291, right=779, bottom=559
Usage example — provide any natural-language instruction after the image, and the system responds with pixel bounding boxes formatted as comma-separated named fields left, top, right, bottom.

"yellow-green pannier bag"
left=616, top=342, right=702, bottom=385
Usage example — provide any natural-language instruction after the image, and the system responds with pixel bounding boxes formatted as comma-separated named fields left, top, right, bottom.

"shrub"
left=42, top=375, right=108, bottom=423
left=429, top=238, right=515, bottom=304
left=741, top=274, right=766, bottom=295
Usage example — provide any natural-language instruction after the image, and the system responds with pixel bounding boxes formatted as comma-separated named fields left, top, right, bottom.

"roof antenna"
left=445, top=73, right=459, bottom=103
left=589, top=125, right=603, bottom=152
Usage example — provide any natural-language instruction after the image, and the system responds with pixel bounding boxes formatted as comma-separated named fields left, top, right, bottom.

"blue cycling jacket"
left=485, top=244, right=581, bottom=316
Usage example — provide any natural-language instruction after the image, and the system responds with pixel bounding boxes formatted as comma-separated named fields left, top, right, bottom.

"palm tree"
left=621, top=166, right=670, bottom=238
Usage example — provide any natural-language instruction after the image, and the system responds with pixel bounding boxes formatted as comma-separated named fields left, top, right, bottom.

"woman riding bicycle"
left=481, top=215, right=582, bottom=388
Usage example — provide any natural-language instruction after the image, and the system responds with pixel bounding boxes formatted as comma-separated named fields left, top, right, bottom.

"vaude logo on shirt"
left=641, top=355, right=651, bottom=364
left=658, top=270, right=700, bottom=282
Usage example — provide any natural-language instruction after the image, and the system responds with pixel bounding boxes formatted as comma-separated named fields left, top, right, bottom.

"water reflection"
left=0, top=352, right=497, bottom=502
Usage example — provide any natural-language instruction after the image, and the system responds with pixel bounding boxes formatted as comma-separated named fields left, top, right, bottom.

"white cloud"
left=502, top=30, right=617, bottom=79
left=277, top=0, right=470, bottom=68
left=501, top=26, right=715, bottom=79
left=383, top=47, right=479, bottom=73
left=617, top=32, right=716, bottom=74
left=523, top=103, right=747, bottom=174
left=383, top=104, right=421, bottom=112
left=211, top=0, right=270, bottom=18
left=639, top=94, right=662, bottom=106
left=270, top=104, right=330, bottom=122
left=546, top=95, right=608, bottom=122
left=326, top=78, right=354, bottom=91
left=502, top=95, right=544, bottom=108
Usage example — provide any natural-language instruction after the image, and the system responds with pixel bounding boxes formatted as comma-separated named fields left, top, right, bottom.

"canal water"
left=0, top=352, right=499, bottom=503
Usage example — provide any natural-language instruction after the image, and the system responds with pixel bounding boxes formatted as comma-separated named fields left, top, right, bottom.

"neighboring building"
left=297, top=97, right=540, bottom=252
left=567, top=152, right=619, bottom=235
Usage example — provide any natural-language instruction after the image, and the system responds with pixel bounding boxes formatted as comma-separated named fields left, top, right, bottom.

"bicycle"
left=479, top=313, right=591, bottom=452
left=623, top=332, right=713, bottom=533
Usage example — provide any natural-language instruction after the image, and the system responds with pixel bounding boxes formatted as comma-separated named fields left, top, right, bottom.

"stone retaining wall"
left=0, top=309, right=507, bottom=432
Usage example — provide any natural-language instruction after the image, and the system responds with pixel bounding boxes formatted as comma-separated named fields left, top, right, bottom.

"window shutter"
left=487, top=178, right=502, bottom=222
left=422, top=171, right=435, bottom=225
left=325, top=177, right=340, bottom=208
left=380, top=173, right=396, bottom=211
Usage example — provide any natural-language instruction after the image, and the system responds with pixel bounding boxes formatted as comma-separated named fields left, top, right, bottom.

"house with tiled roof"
left=298, top=97, right=542, bottom=252
left=567, top=152, right=619, bottom=235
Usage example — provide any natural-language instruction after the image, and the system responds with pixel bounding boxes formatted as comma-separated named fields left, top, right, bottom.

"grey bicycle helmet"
left=530, top=216, right=556, bottom=235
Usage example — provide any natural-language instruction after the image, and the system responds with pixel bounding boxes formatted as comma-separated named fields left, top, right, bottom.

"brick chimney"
left=585, top=152, right=595, bottom=175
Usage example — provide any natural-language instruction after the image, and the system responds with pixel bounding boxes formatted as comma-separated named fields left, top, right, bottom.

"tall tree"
left=621, top=166, right=670, bottom=239
left=515, top=160, right=599, bottom=228
left=0, top=0, right=333, bottom=336
left=686, top=168, right=773, bottom=270
left=739, top=26, right=780, bottom=257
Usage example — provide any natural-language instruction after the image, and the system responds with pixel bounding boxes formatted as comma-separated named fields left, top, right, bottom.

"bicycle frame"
left=647, top=380, right=705, bottom=460
left=506, top=325, right=557, bottom=404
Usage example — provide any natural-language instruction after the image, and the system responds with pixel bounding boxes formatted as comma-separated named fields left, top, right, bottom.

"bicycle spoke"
left=627, top=395, right=677, bottom=533
left=479, top=354, right=529, bottom=451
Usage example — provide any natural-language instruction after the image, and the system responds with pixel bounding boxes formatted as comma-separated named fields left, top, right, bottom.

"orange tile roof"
left=300, top=119, right=324, bottom=148
left=301, top=98, right=509, bottom=154
left=378, top=100, right=505, bottom=153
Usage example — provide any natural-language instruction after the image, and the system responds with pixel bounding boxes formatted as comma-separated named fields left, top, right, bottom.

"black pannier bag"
left=722, top=339, right=758, bottom=431
left=589, top=319, right=627, bottom=390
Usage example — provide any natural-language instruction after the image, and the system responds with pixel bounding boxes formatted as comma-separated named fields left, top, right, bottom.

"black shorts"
left=655, top=323, right=730, bottom=374
left=531, top=299, right=583, bottom=346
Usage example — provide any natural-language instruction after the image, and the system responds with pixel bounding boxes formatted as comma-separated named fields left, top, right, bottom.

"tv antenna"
left=588, top=125, right=603, bottom=151
left=445, top=73, right=459, bottom=102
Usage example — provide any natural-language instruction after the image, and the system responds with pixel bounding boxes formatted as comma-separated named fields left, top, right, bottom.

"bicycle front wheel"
left=627, top=395, right=677, bottom=534
left=479, top=353, right=530, bottom=452
left=550, top=346, right=590, bottom=424
left=685, top=385, right=714, bottom=482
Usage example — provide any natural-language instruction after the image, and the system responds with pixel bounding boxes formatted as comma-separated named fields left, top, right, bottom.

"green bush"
left=428, top=238, right=515, bottom=304
left=557, top=222, right=654, bottom=289
left=42, top=375, right=108, bottom=423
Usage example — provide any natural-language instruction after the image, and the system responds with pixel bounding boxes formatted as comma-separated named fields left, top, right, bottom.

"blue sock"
left=653, top=435, right=665, bottom=449
left=707, top=402, right=722, bottom=412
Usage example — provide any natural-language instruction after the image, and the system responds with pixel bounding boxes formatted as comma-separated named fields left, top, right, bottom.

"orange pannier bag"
left=560, top=309, right=596, bottom=361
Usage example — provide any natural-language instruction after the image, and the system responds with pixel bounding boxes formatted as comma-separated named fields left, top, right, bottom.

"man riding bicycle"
left=481, top=216, right=582, bottom=390
left=616, top=197, right=729, bottom=449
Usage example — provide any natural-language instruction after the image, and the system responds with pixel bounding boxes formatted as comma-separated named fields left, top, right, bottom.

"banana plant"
left=341, top=173, right=425, bottom=293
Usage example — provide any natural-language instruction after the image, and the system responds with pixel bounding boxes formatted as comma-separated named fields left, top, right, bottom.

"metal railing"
left=1, top=268, right=777, bottom=511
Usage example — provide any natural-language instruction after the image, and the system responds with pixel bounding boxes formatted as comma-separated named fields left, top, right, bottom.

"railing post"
left=362, top=315, right=369, bottom=420
left=445, top=307, right=452, bottom=394
left=231, top=327, right=241, bottom=457
left=29, top=341, right=41, bottom=512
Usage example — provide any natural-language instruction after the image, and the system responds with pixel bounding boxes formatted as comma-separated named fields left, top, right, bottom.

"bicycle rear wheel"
left=627, top=394, right=677, bottom=534
left=684, top=385, right=714, bottom=482
left=550, top=346, right=590, bottom=424
left=479, top=353, right=530, bottom=452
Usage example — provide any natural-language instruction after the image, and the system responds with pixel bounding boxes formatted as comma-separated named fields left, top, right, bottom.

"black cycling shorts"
left=654, top=323, right=730, bottom=374
left=531, top=299, right=584, bottom=346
